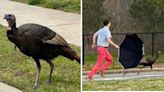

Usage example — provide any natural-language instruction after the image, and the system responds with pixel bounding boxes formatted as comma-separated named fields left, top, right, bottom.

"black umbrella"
left=119, top=34, right=143, bottom=69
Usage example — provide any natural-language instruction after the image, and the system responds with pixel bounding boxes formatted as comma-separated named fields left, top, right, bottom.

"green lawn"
left=83, top=51, right=164, bottom=91
left=83, top=52, right=164, bottom=71
left=12, top=0, right=80, bottom=14
left=0, top=25, right=80, bottom=92
left=83, top=78, right=164, bottom=91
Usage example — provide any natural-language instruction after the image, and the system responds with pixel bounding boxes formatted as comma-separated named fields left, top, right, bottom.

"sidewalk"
left=83, top=68, right=164, bottom=81
left=83, top=67, right=164, bottom=75
left=0, top=82, right=22, bottom=92
left=0, top=0, right=81, bottom=46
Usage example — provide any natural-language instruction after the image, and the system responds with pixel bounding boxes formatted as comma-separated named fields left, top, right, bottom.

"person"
left=87, top=19, right=119, bottom=80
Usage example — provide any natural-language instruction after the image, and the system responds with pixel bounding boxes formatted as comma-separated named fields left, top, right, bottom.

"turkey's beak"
left=3, top=14, right=6, bottom=19
left=3, top=14, right=10, bottom=27
left=3, top=16, right=6, bottom=19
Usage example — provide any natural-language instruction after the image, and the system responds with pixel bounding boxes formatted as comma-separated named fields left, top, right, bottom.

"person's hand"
left=91, top=44, right=96, bottom=48
left=115, top=45, right=119, bottom=49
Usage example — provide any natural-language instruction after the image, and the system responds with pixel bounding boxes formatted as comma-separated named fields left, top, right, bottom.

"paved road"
left=0, top=0, right=81, bottom=46
left=83, top=71, right=164, bottom=82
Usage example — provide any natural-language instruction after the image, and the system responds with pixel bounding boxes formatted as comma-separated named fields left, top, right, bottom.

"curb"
left=83, top=68, right=164, bottom=75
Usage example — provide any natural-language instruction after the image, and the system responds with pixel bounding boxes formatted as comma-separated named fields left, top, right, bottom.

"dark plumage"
left=3, top=14, right=80, bottom=88
left=139, top=51, right=160, bottom=70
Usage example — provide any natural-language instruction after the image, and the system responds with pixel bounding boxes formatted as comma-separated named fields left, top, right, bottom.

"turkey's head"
left=3, top=14, right=16, bottom=30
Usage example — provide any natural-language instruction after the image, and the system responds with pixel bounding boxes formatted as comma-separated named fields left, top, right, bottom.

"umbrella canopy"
left=119, top=34, right=143, bottom=69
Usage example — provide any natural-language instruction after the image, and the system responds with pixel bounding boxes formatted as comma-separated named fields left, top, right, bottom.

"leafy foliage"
left=83, top=0, right=108, bottom=33
left=28, top=0, right=43, bottom=5
left=130, top=0, right=164, bottom=32
left=13, top=0, right=80, bottom=13
left=44, top=0, right=80, bottom=13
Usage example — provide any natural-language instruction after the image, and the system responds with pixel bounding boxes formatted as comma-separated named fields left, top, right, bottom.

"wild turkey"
left=139, top=51, right=161, bottom=70
left=3, top=14, right=80, bottom=88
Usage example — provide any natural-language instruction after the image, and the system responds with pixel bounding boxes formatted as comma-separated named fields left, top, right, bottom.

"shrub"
left=44, top=1, right=65, bottom=9
left=28, top=0, right=43, bottom=5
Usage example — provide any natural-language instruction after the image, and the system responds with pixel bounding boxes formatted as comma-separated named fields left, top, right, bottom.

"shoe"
left=98, top=72, right=107, bottom=78
left=86, top=76, right=93, bottom=81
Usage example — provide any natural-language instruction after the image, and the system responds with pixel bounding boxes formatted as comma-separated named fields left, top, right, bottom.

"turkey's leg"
left=150, top=65, right=153, bottom=70
left=33, top=58, right=41, bottom=89
left=47, top=60, right=54, bottom=83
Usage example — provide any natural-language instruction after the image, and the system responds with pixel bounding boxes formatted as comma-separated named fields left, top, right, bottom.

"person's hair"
left=103, top=19, right=110, bottom=26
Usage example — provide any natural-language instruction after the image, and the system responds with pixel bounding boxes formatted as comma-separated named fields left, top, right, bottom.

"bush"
left=130, top=0, right=164, bottom=32
left=13, top=0, right=80, bottom=13
left=63, top=1, right=80, bottom=12
left=44, top=1, right=65, bottom=9
left=28, top=0, right=43, bottom=5
left=44, top=0, right=80, bottom=13
left=83, top=0, right=108, bottom=33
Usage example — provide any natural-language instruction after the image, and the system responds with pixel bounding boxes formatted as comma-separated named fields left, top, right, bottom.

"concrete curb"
left=83, top=68, right=164, bottom=75
left=0, top=82, right=22, bottom=92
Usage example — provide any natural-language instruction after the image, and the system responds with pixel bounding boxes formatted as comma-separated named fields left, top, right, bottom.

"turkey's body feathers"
left=7, top=23, right=78, bottom=61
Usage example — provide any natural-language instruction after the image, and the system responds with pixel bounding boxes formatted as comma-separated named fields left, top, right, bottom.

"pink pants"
left=88, top=46, right=113, bottom=78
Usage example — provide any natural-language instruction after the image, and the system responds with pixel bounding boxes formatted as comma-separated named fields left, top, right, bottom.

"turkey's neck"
left=7, top=22, right=17, bottom=31
left=7, top=23, right=17, bottom=43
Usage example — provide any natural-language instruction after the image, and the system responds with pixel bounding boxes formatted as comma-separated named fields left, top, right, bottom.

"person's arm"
left=91, top=33, right=98, bottom=48
left=108, top=38, right=119, bottom=49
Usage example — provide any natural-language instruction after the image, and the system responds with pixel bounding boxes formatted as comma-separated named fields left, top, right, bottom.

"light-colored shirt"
left=95, top=26, right=112, bottom=47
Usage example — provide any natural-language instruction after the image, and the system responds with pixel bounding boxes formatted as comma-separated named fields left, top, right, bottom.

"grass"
left=12, top=0, right=80, bottom=14
left=83, top=52, right=164, bottom=71
left=0, top=25, right=80, bottom=92
left=83, top=52, right=164, bottom=91
left=83, top=77, right=164, bottom=91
